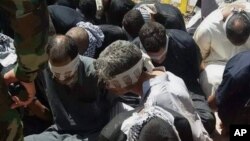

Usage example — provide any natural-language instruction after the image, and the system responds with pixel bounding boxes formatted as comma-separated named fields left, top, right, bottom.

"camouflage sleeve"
left=0, top=0, right=49, bottom=82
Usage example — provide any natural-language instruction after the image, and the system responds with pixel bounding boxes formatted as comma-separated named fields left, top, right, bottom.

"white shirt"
left=194, top=1, right=250, bottom=66
left=141, top=71, right=212, bottom=141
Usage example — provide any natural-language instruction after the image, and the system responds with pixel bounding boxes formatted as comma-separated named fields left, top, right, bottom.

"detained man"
left=122, top=1, right=186, bottom=41
left=94, top=40, right=212, bottom=141
left=25, top=35, right=127, bottom=141
left=48, top=5, right=128, bottom=59
left=194, top=1, right=250, bottom=98
left=134, top=21, right=215, bottom=134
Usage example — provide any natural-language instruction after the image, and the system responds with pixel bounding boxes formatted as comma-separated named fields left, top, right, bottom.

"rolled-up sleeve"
left=0, top=0, right=49, bottom=82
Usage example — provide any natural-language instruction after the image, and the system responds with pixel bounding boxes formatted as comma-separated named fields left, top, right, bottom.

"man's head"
left=139, top=22, right=167, bottom=64
left=122, top=9, right=145, bottom=39
left=122, top=106, right=180, bottom=141
left=66, top=27, right=89, bottom=54
left=46, top=35, right=79, bottom=86
left=138, top=118, right=178, bottom=141
left=225, top=11, right=250, bottom=46
left=94, top=40, right=142, bottom=95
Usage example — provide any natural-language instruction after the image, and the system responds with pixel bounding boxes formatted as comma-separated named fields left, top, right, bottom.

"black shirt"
left=161, top=29, right=201, bottom=90
left=48, top=5, right=86, bottom=34
left=95, top=25, right=128, bottom=58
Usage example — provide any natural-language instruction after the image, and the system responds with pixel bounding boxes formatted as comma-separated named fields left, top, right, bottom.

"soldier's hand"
left=10, top=81, right=36, bottom=109
left=4, top=69, right=36, bottom=108
left=3, top=69, right=18, bottom=85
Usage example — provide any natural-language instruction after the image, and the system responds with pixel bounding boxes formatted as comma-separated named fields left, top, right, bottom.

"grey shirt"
left=43, top=56, right=113, bottom=137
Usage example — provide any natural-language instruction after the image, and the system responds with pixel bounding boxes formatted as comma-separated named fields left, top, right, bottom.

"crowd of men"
left=1, top=0, right=250, bottom=140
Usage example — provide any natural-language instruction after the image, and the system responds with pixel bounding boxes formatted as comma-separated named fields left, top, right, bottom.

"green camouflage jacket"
left=0, top=0, right=49, bottom=82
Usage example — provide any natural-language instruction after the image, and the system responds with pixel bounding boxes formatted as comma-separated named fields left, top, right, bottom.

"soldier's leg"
left=0, top=76, right=23, bottom=141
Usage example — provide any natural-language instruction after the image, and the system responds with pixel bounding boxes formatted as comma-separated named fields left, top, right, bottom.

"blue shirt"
left=216, top=51, right=250, bottom=125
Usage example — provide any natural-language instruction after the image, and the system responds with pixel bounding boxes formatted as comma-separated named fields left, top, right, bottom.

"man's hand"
left=4, top=69, right=18, bottom=84
left=4, top=69, right=36, bottom=109
left=208, top=94, right=217, bottom=112
left=11, top=81, right=36, bottom=109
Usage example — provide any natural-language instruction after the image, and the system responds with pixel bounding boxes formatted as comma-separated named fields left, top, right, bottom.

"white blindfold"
left=48, top=55, right=80, bottom=81
left=106, top=51, right=154, bottom=89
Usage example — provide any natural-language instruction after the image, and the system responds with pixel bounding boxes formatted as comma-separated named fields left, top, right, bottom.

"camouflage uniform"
left=0, top=0, right=49, bottom=140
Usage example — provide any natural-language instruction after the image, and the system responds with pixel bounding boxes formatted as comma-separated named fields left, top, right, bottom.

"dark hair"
left=138, top=117, right=178, bottom=141
left=139, top=22, right=166, bottom=52
left=122, top=9, right=145, bottom=38
left=106, top=0, right=135, bottom=26
left=46, top=35, right=78, bottom=63
left=226, top=11, right=250, bottom=45
left=78, top=0, right=96, bottom=21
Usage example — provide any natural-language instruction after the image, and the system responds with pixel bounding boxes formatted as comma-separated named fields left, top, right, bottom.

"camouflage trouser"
left=0, top=76, right=23, bottom=141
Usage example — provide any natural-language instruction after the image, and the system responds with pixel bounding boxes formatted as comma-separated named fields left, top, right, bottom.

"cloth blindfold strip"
left=136, top=4, right=157, bottom=23
left=106, top=58, right=144, bottom=88
left=48, top=55, right=80, bottom=80
left=149, top=35, right=169, bottom=61
left=95, top=0, right=104, bottom=19
left=121, top=105, right=181, bottom=141
left=106, top=50, right=154, bottom=89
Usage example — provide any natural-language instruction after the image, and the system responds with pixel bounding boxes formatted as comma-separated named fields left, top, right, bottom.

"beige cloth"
left=199, top=64, right=225, bottom=97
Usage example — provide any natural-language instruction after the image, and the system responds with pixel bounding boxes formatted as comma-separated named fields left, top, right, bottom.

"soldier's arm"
left=0, top=0, right=49, bottom=82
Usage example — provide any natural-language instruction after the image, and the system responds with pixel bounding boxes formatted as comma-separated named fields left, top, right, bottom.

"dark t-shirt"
left=55, top=0, right=78, bottom=9
left=154, top=3, right=186, bottom=31
left=44, top=56, right=114, bottom=138
left=161, top=29, right=201, bottom=91
left=48, top=5, right=85, bottom=34
left=216, top=51, right=250, bottom=126
left=95, top=25, right=128, bottom=58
